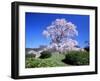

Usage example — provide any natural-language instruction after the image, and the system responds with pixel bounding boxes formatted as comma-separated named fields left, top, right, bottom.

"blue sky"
left=25, top=12, right=89, bottom=48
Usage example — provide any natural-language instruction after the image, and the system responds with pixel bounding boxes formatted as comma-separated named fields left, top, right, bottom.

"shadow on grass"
left=62, top=59, right=74, bottom=65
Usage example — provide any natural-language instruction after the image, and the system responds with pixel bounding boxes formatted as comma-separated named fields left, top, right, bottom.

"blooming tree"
left=43, top=18, right=78, bottom=52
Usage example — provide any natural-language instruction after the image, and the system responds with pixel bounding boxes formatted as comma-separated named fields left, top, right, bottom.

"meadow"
left=25, top=51, right=89, bottom=68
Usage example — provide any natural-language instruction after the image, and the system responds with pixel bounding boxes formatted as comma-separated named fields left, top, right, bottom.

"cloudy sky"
left=25, top=12, right=89, bottom=48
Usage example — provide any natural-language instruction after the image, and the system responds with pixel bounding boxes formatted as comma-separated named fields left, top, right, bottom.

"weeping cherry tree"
left=43, top=18, right=78, bottom=52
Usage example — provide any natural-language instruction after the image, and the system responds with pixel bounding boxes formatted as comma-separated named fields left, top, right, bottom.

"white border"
left=19, top=5, right=95, bottom=76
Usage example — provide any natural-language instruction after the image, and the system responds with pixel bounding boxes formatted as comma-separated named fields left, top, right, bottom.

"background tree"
left=43, top=18, right=78, bottom=52
left=84, top=41, right=89, bottom=52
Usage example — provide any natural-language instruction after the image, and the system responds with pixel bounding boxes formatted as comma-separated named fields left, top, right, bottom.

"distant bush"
left=63, top=51, right=89, bottom=65
left=26, top=54, right=36, bottom=58
left=40, top=51, right=52, bottom=59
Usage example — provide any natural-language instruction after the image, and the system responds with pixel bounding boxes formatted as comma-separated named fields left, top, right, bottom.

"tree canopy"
left=43, top=18, right=78, bottom=52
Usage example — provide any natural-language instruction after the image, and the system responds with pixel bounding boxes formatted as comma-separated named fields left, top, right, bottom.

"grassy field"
left=25, top=51, right=89, bottom=68
left=25, top=53, right=70, bottom=68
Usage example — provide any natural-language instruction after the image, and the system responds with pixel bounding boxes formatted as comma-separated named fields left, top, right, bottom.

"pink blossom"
left=43, top=18, right=79, bottom=52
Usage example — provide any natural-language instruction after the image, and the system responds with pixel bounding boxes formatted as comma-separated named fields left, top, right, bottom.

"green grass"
left=25, top=53, right=69, bottom=68
left=25, top=51, right=89, bottom=68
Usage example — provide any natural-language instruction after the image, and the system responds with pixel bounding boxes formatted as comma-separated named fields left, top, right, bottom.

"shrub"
left=40, top=51, right=52, bottom=59
left=26, top=54, right=36, bottom=58
left=63, top=51, right=89, bottom=65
